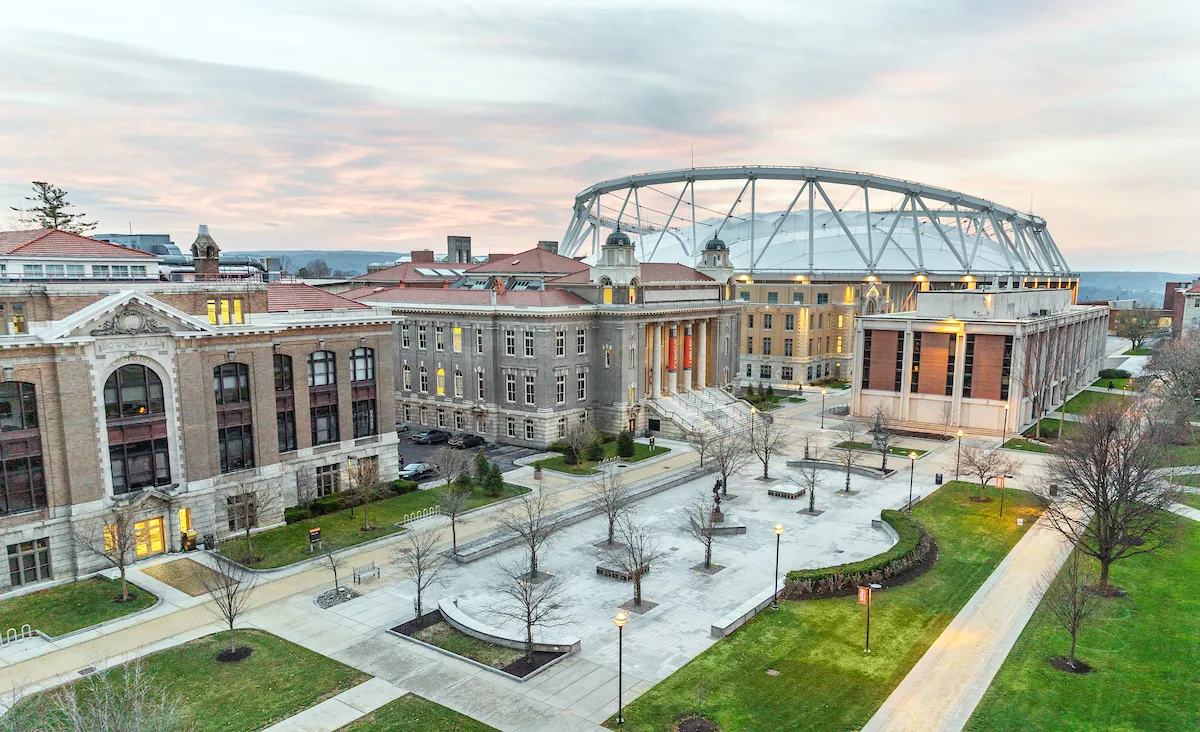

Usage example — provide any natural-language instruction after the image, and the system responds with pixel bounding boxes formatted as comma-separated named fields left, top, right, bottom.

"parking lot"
left=394, top=427, right=541, bottom=474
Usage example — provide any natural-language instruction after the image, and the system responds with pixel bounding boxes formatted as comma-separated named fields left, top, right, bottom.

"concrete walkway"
left=262, top=678, right=405, bottom=732
left=1169, top=502, right=1200, bottom=523
left=862, top=512, right=1075, bottom=732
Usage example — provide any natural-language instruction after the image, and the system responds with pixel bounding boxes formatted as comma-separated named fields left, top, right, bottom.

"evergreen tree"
left=617, top=430, right=636, bottom=458
left=585, top=440, right=605, bottom=462
left=474, top=449, right=490, bottom=481
left=485, top=461, right=505, bottom=497
left=10, top=181, right=97, bottom=233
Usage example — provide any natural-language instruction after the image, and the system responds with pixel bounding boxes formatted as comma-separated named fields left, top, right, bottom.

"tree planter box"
left=596, top=563, right=650, bottom=581
left=768, top=485, right=807, bottom=500
left=705, top=525, right=747, bottom=536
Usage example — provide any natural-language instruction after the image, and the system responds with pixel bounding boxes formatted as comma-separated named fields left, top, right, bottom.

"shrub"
left=782, top=510, right=935, bottom=599
left=549, top=439, right=579, bottom=465
left=283, top=506, right=310, bottom=524
left=766, top=385, right=775, bottom=397
left=390, top=479, right=419, bottom=495
left=585, top=441, right=605, bottom=462
left=617, top=430, right=636, bottom=458
left=1098, top=368, right=1131, bottom=379
left=309, top=495, right=341, bottom=517
left=484, top=462, right=505, bottom=497
left=746, top=384, right=756, bottom=396
left=533, top=459, right=545, bottom=471
left=474, top=449, right=490, bottom=481
left=599, top=432, right=617, bottom=444
left=453, top=472, right=472, bottom=490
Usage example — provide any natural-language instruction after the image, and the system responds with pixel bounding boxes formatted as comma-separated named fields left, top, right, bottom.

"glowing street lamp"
left=907, top=452, right=918, bottom=512
left=772, top=524, right=784, bottom=610
left=613, top=611, right=629, bottom=725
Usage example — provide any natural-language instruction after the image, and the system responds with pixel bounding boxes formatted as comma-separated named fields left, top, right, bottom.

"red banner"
left=857, top=586, right=870, bottom=605
left=667, top=327, right=677, bottom=372
left=683, top=325, right=693, bottom=369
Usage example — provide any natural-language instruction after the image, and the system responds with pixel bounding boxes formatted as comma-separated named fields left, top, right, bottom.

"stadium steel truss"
left=559, top=166, right=1071, bottom=278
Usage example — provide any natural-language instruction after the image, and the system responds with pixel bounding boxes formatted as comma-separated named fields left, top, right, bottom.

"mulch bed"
left=392, top=609, right=445, bottom=635
left=316, top=587, right=361, bottom=609
left=216, top=646, right=253, bottom=663
left=781, top=538, right=940, bottom=601
left=392, top=609, right=567, bottom=680
left=676, top=716, right=720, bottom=731
left=1049, top=656, right=1094, bottom=674
left=110, top=593, right=141, bottom=603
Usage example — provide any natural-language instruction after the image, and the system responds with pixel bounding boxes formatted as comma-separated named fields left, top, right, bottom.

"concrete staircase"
left=648, top=387, right=757, bottom=437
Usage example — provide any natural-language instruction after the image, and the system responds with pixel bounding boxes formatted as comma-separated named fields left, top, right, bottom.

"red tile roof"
left=352, top=287, right=589, bottom=307
left=339, top=285, right=393, bottom=300
left=0, top=229, right=157, bottom=257
left=466, top=248, right=589, bottom=276
left=1187, top=283, right=1200, bottom=293
left=349, top=261, right=468, bottom=284
left=549, top=262, right=713, bottom=284
left=267, top=284, right=370, bottom=312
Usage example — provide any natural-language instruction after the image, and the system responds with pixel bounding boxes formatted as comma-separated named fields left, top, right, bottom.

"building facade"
left=0, top=233, right=399, bottom=595
left=851, top=288, right=1108, bottom=434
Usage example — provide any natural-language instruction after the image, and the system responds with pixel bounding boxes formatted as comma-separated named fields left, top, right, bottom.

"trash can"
left=202, top=532, right=215, bottom=551
left=935, top=473, right=943, bottom=485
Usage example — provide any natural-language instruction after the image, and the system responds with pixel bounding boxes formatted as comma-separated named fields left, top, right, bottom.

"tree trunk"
left=230, top=625, right=237, bottom=653
left=525, top=625, right=534, bottom=662
left=845, top=466, right=851, bottom=493
left=333, top=564, right=339, bottom=590
left=633, top=574, right=642, bottom=606
left=244, top=524, right=254, bottom=565
left=704, top=541, right=712, bottom=569
left=980, top=481, right=987, bottom=500
left=119, top=565, right=129, bottom=601
left=881, top=451, right=888, bottom=472
left=762, top=459, right=769, bottom=479
left=1068, top=631, right=1077, bottom=668
left=530, top=547, right=538, bottom=578
left=451, top=521, right=458, bottom=554
left=415, top=592, right=422, bottom=618
left=363, top=497, right=372, bottom=531
left=1098, top=560, right=1111, bottom=589
left=808, top=488, right=815, bottom=514
left=608, top=518, right=615, bottom=546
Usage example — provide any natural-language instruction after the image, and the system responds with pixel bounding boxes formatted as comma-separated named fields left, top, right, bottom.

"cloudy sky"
left=2, top=0, right=1197, bottom=270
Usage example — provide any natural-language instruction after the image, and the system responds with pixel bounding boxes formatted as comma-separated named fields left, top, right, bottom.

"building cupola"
left=191, top=224, right=220, bottom=277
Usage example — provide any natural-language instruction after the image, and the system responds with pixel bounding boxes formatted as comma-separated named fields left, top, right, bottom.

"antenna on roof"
left=128, top=222, right=132, bottom=235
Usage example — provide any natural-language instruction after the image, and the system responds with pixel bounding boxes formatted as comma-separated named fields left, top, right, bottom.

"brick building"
left=851, top=288, right=1108, bottom=434
left=0, top=230, right=398, bottom=595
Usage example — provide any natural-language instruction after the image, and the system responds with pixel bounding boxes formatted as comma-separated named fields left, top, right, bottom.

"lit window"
left=453, top=327, right=463, bottom=353
left=436, top=368, right=445, bottom=395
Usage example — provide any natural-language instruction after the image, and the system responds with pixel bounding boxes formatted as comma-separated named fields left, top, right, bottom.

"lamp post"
left=997, top=474, right=1013, bottom=518
left=955, top=429, right=964, bottom=482
left=1000, top=403, right=1009, bottom=446
left=613, top=611, right=628, bottom=725
left=820, top=388, right=827, bottom=429
left=907, top=452, right=918, bottom=512
left=772, top=524, right=784, bottom=610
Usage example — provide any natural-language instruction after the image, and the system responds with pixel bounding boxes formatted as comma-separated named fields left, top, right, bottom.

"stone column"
left=651, top=322, right=662, bottom=398
left=667, top=323, right=678, bottom=394
left=681, top=322, right=694, bottom=392
left=697, top=318, right=708, bottom=388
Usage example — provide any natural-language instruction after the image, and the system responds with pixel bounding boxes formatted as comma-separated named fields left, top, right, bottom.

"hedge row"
left=782, top=510, right=935, bottom=599
left=1098, top=368, right=1131, bottom=379
left=283, top=478, right=420, bottom=524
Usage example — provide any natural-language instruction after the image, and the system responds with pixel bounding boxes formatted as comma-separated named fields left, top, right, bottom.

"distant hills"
left=1075, top=271, right=1196, bottom=307
left=239, top=250, right=403, bottom=277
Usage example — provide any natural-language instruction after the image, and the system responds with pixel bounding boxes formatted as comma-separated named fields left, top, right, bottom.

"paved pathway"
left=862, top=511, right=1075, bottom=732
left=262, top=678, right=405, bottom=732
left=1169, top=502, right=1200, bottom=523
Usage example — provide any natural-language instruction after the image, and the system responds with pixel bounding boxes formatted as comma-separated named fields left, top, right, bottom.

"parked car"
left=448, top=433, right=486, bottom=449
left=410, top=429, right=452, bottom=445
left=398, top=462, right=438, bottom=481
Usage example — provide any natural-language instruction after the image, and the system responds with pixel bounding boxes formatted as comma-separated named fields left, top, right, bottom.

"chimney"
left=537, top=240, right=559, bottom=254
left=191, top=224, right=221, bottom=278
left=447, top=235, right=472, bottom=264
left=411, top=249, right=435, bottom=263
left=488, top=252, right=513, bottom=263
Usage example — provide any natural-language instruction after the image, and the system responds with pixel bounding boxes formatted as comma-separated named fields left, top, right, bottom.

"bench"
left=767, top=485, right=806, bottom=500
left=595, top=564, right=649, bottom=581
left=705, top=525, right=748, bottom=536
left=352, top=562, right=380, bottom=584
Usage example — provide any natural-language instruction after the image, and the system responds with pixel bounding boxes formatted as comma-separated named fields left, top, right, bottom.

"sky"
left=1, top=0, right=1198, bottom=270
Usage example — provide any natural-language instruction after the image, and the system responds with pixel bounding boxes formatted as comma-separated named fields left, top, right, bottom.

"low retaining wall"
left=707, top=525, right=747, bottom=536
left=710, top=586, right=779, bottom=639
left=786, top=459, right=892, bottom=480
left=438, top=597, right=580, bottom=654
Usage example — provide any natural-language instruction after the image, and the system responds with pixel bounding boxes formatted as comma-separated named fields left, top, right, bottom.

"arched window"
left=351, top=348, right=377, bottom=438
left=274, top=354, right=296, bottom=453
left=600, top=276, right=614, bottom=305
left=308, top=351, right=339, bottom=446
left=214, top=363, right=254, bottom=473
left=628, top=278, right=640, bottom=305
left=0, top=382, right=45, bottom=517
left=454, top=370, right=463, bottom=397
left=402, top=364, right=411, bottom=390
left=104, top=365, right=170, bottom=495
left=436, top=368, right=446, bottom=396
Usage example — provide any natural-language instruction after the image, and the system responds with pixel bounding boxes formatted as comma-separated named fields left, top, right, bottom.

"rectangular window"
left=558, top=417, right=567, bottom=438
left=401, top=325, right=410, bottom=348
left=455, top=411, right=465, bottom=430
left=605, top=348, right=611, bottom=368
left=277, top=410, right=297, bottom=453
left=767, top=292, right=778, bottom=304
left=746, top=337, right=753, bottom=354
left=505, top=373, right=516, bottom=402
left=435, top=326, right=445, bottom=351
left=23, top=264, right=42, bottom=278
left=525, top=375, right=536, bottom=405
left=781, top=366, right=794, bottom=381
left=784, top=338, right=793, bottom=357
left=785, top=314, right=794, bottom=330
left=452, top=326, right=463, bottom=353
left=556, top=373, right=565, bottom=404
left=311, top=404, right=340, bottom=445
left=220, top=298, right=230, bottom=325
left=963, top=334, right=976, bottom=398
left=418, top=325, right=427, bottom=349
left=747, top=314, right=754, bottom=329
left=837, top=335, right=843, bottom=353
left=763, top=314, right=773, bottom=329
left=207, top=299, right=217, bottom=324
left=793, top=292, right=804, bottom=305
left=945, top=333, right=957, bottom=397
left=860, top=329, right=872, bottom=389
left=739, top=291, right=750, bottom=302
left=477, top=372, right=485, bottom=400
left=476, top=328, right=484, bottom=354
left=10, top=304, right=26, bottom=334
left=226, top=494, right=257, bottom=532
left=910, top=331, right=923, bottom=393
left=507, top=417, right=517, bottom=438
left=817, top=293, right=829, bottom=305
left=45, top=264, right=64, bottom=278
left=353, top=397, right=377, bottom=438
left=760, top=365, right=772, bottom=379
left=525, top=420, right=535, bottom=440
left=217, top=423, right=255, bottom=473
left=66, top=264, right=85, bottom=278
left=577, top=329, right=586, bottom=355
left=1000, top=335, right=1014, bottom=401
left=894, top=333, right=906, bottom=392
left=818, top=313, right=823, bottom=330
left=316, top=464, right=340, bottom=497
left=577, top=371, right=587, bottom=400
left=506, top=330, right=516, bottom=355
left=524, top=331, right=534, bottom=357
left=437, top=408, right=447, bottom=428
left=762, top=337, right=772, bottom=356
left=419, top=368, right=429, bottom=392
left=7, top=538, right=51, bottom=588
left=131, top=265, right=147, bottom=277
left=556, top=330, right=565, bottom=356
left=838, top=314, right=844, bottom=328
left=112, top=265, right=129, bottom=279
left=746, top=363, right=753, bottom=377
left=93, top=265, right=110, bottom=278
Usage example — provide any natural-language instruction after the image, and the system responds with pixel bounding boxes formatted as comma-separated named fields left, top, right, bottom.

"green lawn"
left=1178, top=492, right=1200, bottom=511
left=541, top=442, right=669, bottom=476
left=17, top=630, right=368, bottom=732
left=833, top=441, right=928, bottom=458
left=1123, top=347, right=1153, bottom=356
left=220, top=483, right=528, bottom=569
left=411, top=620, right=522, bottom=669
left=339, top=694, right=497, bottom=731
left=1090, top=377, right=1132, bottom=390
left=786, top=396, right=807, bottom=403
left=1002, top=438, right=1052, bottom=454
left=1061, top=389, right=1132, bottom=415
left=1022, top=418, right=1077, bottom=442
left=1158, top=430, right=1200, bottom=468
left=0, top=577, right=156, bottom=637
left=966, top=513, right=1200, bottom=731
left=611, top=481, right=1042, bottom=731
left=1173, top=474, right=1200, bottom=488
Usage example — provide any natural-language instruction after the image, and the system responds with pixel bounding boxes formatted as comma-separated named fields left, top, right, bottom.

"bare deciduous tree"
left=586, top=467, right=633, bottom=547
left=609, top=517, right=666, bottom=608
left=563, top=422, right=597, bottom=465
left=1036, top=548, right=1099, bottom=671
left=682, top=491, right=719, bottom=570
left=1020, top=329, right=1054, bottom=439
left=17, top=660, right=188, bottom=732
left=938, top=401, right=956, bottom=436
left=794, top=446, right=824, bottom=514
left=1149, top=333, right=1200, bottom=439
left=294, top=467, right=318, bottom=507
left=346, top=456, right=383, bottom=531
left=435, top=483, right=472, bottom=556
left=321, top=545, right=344, bottom=591
left=496, top=491, right=559, bottom=579
left=830, top=423, right=864, bottom=493
left=707, top=429, right=753, bottom=494
left=491, top=559, right=569, bottom=663
left=960, top=446, right=1024, bottom=501
left=72, top=506, right=139, bottom=602
left=686, top=428, right=717, bottom=468
left=221, top=482, right=282, bottom=565
left=430, top=446, right=471, bottom=490
left=748, top=414, right=794, bottom=480
left=1040, top=401, right=1175, bottom=590
left=1112, top=307, right=1161, bottom=351
left=394, top=528, right=448, bottom=618
left=196, top=554, right=258, bottom=657
left=869, top=405, right=899, bottom=472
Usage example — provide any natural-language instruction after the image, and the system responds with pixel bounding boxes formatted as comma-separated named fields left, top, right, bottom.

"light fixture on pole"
left=772, top=524, right=784, bottom=610
left=613, top=611, right=629, bottom=725
left=907, top=452, right=918, bottom=512
left=820, top=389, right=827, bottom=429
left=998, top=474, right=1014, bottom=518
left=955, top=429, right=964, bottom=482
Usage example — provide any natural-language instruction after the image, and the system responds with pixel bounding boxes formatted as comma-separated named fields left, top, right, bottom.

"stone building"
left=0, top=230, right=398, bottom=595
left=850, top=287, right=1109, bottom=434
left=355, top=231, right=743, bottom=446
